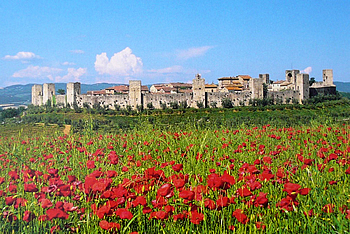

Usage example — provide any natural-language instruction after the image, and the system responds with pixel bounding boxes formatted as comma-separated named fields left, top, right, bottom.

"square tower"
left=129, top=80, right=142, bottom=109
left=43, top=83, right=55, bottom=105
left=296, top=73, right=309, bottom=103
left=67, top=82, right=81, bottom=107
left=31, top=84, right=43, bottom=106
left=192, top=74, right=205, bottom=108
left=285, top=70, right=300, bottom=85
left=323, top=69, right=334, bottom=86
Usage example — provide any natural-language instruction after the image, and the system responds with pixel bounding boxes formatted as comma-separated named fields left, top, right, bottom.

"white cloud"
left=62, top=61, right=76, bottom=66
left=302, top=66, right=312, bottom=74
left=94, top=47, right=143, bottom=76
left=12, top=65, right=62, bottom=78
left=3, top=52, right=42, bottom=60
left=176, top=46, right=214, bottom=60
left=70, top=50, right=85, bottom=54
left=54, top=68, right=87, bottom=82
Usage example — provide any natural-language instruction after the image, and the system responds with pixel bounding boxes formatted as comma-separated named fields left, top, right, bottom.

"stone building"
left=31, top=69, right=336, bottom=109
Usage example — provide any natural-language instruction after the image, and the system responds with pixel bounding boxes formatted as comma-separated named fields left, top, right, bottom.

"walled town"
left=32, top=69, right=336, bottom=109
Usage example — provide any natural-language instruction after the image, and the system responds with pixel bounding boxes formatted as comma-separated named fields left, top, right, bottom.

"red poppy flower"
left=46, top=208, right=69, bottom=220
left=322, top=204, right=334, bottom=213
left=157, top=183, right=173, bottom=197
left=172, top=164, right=183, bottom=172
left=86, top=160, right=96, bottom=169
left=283, top=183, right=301, bottom=195
left=232, top=209, right=249, bottom=224
left=132, top=196, right=147, bottom=207
left=179, top=190, right=195, bottom=201
left=237, top=187, right=252, bottom=197
left=40, top=198, right=53, bottom=209
left=216, top=196, right=230, bottom=209
left=23, top=210, right=36, bottom=222
left=115, top=208, right=133, bottom=220
left=190, top=210, right=204, bottom=224
left=299, top=188, right=311, bottom=195
left=255, top=192, right=268, bottom=207
left=24, top=183, right=38, bottom=192
left=99, top=220, right=121, bottom=230
left=173, top=178, right=186, bottom=189
left=256, top=222, right=266, bottom=230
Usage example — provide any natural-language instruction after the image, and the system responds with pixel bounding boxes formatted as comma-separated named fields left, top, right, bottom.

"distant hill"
left=0, top=83, right=123, bottom=106
left=334, top=82, right=350, bottom=93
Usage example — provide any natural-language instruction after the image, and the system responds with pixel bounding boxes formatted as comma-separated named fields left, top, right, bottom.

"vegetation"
left=1, top=116, right=350, bottom=233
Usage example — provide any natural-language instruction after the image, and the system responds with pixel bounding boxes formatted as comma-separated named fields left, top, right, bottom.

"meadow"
left=0, top=120, right=350, bottom=233
left=0, top=99, right=350, bottom=233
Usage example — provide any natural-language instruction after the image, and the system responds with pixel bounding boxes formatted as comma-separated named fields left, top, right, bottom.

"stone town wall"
left=268, top=90, right=300, bottom=104
left=55, top=95, right=66, bottom=106
left=207, top=91, right=252, bottom=107
left=143, top=93, right=192, bottom=109
left=76, top=94, right=130, bottom=109
left=309, top=86, right=337, bottom=97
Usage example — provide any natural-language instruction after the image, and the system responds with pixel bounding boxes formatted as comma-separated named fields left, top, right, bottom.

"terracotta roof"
left=273, top=80, right=285, bottom=84
left=218, top=76, right=239, bottom=80
left=227, top=86, right=242, bottom=91
left=280, top=82, right=291, bottom=86
left=178, top=89, right=193, bottom=93
left=87, top=90, right=108, bottom=95
left=105, top=85, right=129, bottom=92
left=141, top=86, right=149, bottom=91
left=205, top=84, right=217, bottom=88
left=169, top=82, right=192, bottom=88
left=238, top=75, right=252, bottom=80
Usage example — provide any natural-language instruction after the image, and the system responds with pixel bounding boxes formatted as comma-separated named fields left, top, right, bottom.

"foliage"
left=196, top=101, right=204, bottom=108
left=222, top=98, right=233, bottom=108
left=57, top=89, right=66, bottom=95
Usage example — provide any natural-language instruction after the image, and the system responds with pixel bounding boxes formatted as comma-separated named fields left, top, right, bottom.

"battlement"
left=31, top=68, right=336, bottom=110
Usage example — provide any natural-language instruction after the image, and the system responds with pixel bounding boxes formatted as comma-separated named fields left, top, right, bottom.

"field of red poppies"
left=0, top=123, right=350, bottom=233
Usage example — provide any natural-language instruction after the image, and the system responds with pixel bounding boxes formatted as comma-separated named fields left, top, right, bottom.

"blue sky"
left=1, top=0, right=349, bottom=88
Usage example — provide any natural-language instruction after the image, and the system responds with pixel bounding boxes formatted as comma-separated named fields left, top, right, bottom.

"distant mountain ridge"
left=0, top=81, right=349, bottom=106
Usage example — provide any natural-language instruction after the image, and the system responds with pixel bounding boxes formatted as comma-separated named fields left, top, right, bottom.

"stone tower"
left=296, top=73, right=309, bottom=103
left=192, top=74, right=205, bottom=108
left=129, top=80, right=142, bottom=109
left=43, top=83, right=55, bottom=106
left=251, top=78, right=264, bottom=99
left=32, top=84, right=43, bottom=106
left=285, top=70, right=300, bottom=85
left=323, top=69, right=334, bottom=86
left=67, top=82, right=81, bottom=107
left=259, top=74, right=270, bottom=84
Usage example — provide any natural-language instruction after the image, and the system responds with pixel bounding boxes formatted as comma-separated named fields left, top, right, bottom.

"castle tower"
left=251, top=78, right=264, bottom=99
left=296, top=73, right=309, bottom=103
left=285, top=70, right=300, bottom=85
left=129, top=80, right=142, bottom=109
left=259, top=74, right=270, bottom=84
left=31, top=84, right=43, bottom=106
left=323, top=69, right=334, bottom=86
left=43, top=83, right=55, bottom=106
left=67, top=82, right=81, bottom=107
left=192, top=74, right=206, bottom=108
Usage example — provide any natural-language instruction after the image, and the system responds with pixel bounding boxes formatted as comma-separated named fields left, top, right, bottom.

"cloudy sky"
left=1, top=0, right=349, bottom=88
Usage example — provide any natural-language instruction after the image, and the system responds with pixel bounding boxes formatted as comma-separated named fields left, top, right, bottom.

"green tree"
left=222, top=98, right=233, bottom=108
left=309, top=77, right=316, bottom=86
left=57, top=89, right=66, bottom=95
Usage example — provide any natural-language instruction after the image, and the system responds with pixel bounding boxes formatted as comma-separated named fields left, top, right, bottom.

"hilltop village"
left=32, top=69, right=336, bottom=110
